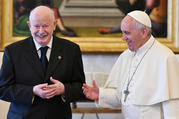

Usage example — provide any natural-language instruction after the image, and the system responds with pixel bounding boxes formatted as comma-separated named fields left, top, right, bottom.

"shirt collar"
left=33, top=37, right=53, bottom=51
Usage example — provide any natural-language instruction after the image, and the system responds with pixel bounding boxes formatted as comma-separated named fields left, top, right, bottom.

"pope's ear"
left=141, top=28, right=148, bottom=37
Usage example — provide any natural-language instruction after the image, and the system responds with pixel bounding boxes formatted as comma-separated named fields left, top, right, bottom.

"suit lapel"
left=45, top=37, right=63, bottom=80
left=23, top=37, right=64, bottom=82
left=23, top=37, right=45, bottom=79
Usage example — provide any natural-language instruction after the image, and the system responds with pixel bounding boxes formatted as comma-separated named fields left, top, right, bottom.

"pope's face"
left=28, top=10, right=56, bottom=46
left=121, top=16, right=143, bottom=51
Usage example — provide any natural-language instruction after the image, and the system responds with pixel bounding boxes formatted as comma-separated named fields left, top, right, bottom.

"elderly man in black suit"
left=0, top=6, right=85, bottom=119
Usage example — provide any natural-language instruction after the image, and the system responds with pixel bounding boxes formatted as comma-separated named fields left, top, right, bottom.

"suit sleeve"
left=0, top=47, right=33, bottom=105
left=63, top=44, right=86, bottom=102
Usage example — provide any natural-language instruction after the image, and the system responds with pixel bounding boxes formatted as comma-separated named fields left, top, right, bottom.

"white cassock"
left=96, top=36, right=179, bottom=119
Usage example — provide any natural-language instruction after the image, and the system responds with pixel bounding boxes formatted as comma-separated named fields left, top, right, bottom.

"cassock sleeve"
left=95, top=56, right=123, bottom=109
left=162, top=99, right=179, bottom=119
left=96, top=88, right=121, bottom=109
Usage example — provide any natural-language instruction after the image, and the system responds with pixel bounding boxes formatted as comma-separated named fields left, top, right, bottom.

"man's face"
left=28, top=11, right=56, bottom=46
left=121, top=16, right=143, bottom=51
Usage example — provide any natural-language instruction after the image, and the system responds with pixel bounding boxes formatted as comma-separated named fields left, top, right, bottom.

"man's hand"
left=82, top=80, right=99, bottom=100
left=33, top=83, right=55, bottom=99
left=47, top=77, right=65, bottom=96
left=33, top=77, right=65, bottom=99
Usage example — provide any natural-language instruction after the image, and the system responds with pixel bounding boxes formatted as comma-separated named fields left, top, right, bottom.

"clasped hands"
left=33, top=77, right=65, bottom=99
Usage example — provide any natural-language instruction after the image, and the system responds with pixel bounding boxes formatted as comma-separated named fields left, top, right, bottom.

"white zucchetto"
left=127, top=10, right=152, bottom=28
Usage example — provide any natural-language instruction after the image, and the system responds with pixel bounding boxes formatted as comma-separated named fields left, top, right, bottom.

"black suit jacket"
left=0, top=36, right=86, bottom=119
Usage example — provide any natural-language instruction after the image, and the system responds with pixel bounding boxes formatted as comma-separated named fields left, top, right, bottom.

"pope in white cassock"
left=82, top=10, right=179, bottom=119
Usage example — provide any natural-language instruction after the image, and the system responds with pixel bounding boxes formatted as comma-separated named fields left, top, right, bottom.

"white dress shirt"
left=33, top=37, right=53, bottom=60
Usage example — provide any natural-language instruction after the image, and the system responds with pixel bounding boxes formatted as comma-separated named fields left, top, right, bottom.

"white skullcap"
left=127, top=10, right=151, bottom=28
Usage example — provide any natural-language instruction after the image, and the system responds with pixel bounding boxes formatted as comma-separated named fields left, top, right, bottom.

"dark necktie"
left=40, top=46, right=48, bottom=72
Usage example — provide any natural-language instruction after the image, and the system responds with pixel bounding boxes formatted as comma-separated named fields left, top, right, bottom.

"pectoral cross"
left=124, top=87, right=129, bottom=102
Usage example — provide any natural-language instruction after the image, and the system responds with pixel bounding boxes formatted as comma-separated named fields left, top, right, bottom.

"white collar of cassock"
left=134, top=35, right=155, bottom=56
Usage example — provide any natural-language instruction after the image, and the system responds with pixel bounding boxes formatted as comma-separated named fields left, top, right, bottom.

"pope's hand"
left=82, top=80, right=99, bottom=100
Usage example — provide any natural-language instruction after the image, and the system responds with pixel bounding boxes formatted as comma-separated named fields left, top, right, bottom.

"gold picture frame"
left=1, top=0, right=179, bottom=53
left=0, top=0, right=2, bottom=45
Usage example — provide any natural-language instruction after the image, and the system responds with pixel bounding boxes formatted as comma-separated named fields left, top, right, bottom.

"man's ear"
left=27, top=21, right=31, bottom=28
left=53, top=19, right=58, bottom=31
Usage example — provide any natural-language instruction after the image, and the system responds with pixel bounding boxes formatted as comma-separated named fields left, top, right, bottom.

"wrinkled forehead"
left=121, top=16, right=135, bottom=29
left=121, top=16, right=135, bottom=25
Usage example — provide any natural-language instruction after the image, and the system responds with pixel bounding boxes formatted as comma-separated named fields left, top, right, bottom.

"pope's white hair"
left=133, top=19, right=152, bottom=35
